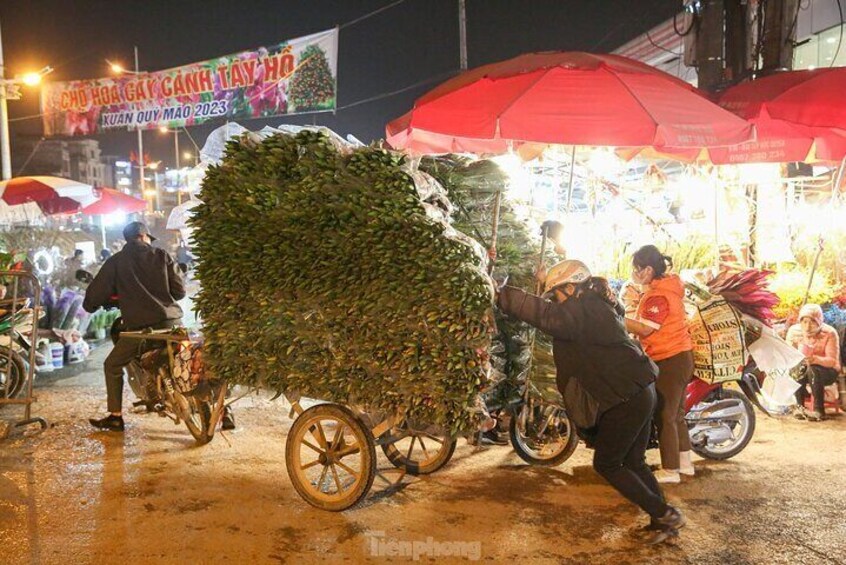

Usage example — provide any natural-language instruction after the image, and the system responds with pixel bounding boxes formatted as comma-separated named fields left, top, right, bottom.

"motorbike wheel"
left=381, top=420, right=456, bottom=475
left=509, top=402, right=579, bottom=467
left=0, top=346, right=26, bottom=400
left=690, top=388, right=756, bottom=460
left=177, top=390, right=213, bottom=446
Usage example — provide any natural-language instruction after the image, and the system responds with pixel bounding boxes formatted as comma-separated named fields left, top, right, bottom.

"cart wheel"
left=286, top=403, right=376, bottom=511
left=381, top=420, right=456, bottom=475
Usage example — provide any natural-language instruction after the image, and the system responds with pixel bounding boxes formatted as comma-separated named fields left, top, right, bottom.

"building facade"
left=614, top=1, right=845, bottom=82
left=13, top=138, right=108, bottom=187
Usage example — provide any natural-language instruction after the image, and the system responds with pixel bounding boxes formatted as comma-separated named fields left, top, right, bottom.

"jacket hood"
left=650, top=274, right=685, bottom=297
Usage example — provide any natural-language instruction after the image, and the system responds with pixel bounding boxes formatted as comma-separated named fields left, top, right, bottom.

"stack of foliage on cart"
left=194, top=129, right=495, bottom=432
left=419, top=156, right=559, bottom=407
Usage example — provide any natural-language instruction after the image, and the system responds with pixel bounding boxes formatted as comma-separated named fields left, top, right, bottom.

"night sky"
left=1, top=0, right=679, bottom=169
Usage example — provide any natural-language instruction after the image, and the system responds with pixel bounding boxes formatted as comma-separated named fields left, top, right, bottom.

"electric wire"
left=339, top=0, right=409, bottom=30
left=672, top=10, right=695, bottom=37
left=646, top=31, right=680, bottom=56
left=335, top=69, right=457, bottom=111
left=831, top=0, right=844, bottom=68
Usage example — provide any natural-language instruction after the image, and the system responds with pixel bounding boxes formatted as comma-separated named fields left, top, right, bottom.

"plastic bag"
left=746, top=322, right=805, bottom=373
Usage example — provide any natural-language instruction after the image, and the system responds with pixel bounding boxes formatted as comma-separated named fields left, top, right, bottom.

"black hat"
left=123, top=221, right=156, bottom=242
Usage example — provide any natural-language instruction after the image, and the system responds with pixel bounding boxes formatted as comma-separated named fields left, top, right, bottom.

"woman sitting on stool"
left=787, top=304, right=841, bottom=421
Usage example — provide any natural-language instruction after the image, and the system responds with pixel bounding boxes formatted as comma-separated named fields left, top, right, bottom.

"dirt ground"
left=1, top=344, right=845, bottom=565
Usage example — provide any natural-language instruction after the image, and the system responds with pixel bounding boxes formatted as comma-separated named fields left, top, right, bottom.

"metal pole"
left=154, top=172, right=160, bottom=210
left=487, top=190, right=502, bottom=274
left=803, top=237, right=825, bottom=307
left=174, top=130, right=181, bottom=206
left=134, top=46, right=148, bottom=211
left=565, top=145, right=576, bottom=215
left=0, top=19, right=12, bottom=180
left=714, top=176, right=720, bottom=268
left=458, top=0, right=468, bottom=71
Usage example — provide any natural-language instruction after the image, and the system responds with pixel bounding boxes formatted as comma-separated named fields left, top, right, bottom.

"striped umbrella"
left=0, top=176, right=98, bottom=215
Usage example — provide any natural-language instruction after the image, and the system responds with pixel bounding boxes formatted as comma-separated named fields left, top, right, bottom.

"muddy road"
left=1, top=345, right=845, bottom=564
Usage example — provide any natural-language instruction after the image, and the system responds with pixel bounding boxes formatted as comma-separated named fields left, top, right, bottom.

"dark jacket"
left=498, top=287, right=657, bottom=414
left=83, top=240, right=185, bottom=330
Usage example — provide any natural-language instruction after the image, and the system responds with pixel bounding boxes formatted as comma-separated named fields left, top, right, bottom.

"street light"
left=21, top=72, right=43, bottom=87
left=0, top=53, right=53, bottom=180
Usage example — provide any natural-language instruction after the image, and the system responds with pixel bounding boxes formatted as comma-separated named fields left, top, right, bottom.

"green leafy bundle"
left=193, top=130, right=494, bottom=432
left=419, top=156, right=559, bottom=408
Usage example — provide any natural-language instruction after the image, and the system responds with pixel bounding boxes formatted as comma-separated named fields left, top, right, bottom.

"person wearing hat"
left=786, top=303, right=841, bottom=421
left=83, top=222, right=193, bottom=431
left=497, top=260, right=686, bottom=545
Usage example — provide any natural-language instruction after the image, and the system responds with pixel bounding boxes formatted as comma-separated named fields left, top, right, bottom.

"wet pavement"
left=1, top=345, right=845, bottom=564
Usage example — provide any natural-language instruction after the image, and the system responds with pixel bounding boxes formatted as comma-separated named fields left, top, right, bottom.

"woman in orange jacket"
left=625, top=245, right=695, bottom=484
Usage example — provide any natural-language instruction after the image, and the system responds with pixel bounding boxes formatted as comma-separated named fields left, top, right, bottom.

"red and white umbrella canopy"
left=0, top=176, right=98, bottom=215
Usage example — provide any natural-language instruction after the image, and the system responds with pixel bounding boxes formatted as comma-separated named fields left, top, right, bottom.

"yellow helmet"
left=544, top=260, right=591, bottom=293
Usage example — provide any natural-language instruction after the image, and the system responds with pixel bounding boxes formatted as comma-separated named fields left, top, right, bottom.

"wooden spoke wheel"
left=286, top=404, right=376, bottom=511
left=381, top=419, right=456, bottom=475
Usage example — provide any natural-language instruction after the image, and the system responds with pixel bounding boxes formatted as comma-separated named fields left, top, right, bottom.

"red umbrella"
left=716, top=70, right=846, bottom=163
left=387, top=52, right=753, bottom=154
left=726, top=68, right=846, bottom=131
left=81, top=187, right=147, bottom=215
left=0, top=176, right=98, bottom=215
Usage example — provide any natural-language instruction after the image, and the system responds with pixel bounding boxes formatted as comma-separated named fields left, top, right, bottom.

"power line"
left=336, top=69, right=457, bottom=111
left=339, top=0, right=409, bottom=30
left=831, top=0, right=844, bottom=68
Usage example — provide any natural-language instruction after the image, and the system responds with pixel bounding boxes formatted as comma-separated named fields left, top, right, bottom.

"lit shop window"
left=794, top=35, right=819, bottom=70
left=793, top=25, right=846, bottom=70
left=817, top=25, right=846, bottom=68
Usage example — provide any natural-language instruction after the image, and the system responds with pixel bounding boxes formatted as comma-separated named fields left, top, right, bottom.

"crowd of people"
left=80, top=222, right=839, bottom=546
left=497, top=241, right=841, bottom=545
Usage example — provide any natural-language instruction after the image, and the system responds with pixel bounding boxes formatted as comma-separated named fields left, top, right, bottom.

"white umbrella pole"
left=566, top=145, right=576, bottom=215
left=101, top=218, right=107, bottom=249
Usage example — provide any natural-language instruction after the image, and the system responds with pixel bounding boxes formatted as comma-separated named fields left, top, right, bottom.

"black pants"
left=794, top=364, right=838, bottom=414
left=104, top=319, right=181, bottom=413
left=593, top=384, right=668, bottom=520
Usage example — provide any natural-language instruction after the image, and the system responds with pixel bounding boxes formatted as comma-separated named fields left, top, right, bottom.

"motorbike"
left=77, top=270, right=226, bottom=445
left=0, top=300, right=38, bottom=399
left=680, top=363, right=771, bottom=460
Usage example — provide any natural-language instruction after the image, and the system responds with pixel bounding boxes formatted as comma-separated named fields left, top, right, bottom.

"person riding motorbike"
left=83, top=221, right=234, bottom=431
left=497, top=259, right=686, bottom=544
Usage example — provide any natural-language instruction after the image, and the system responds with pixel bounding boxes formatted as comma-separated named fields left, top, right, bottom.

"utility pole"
left=459, top=0, right=468, bottom=71
left=694, top=0, right=727, bottom=92
left=0, top=20, right=11, bottom=180
left=724, top=0, right=750, bottom=82
left=761, top=0, right=800, bottom=73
